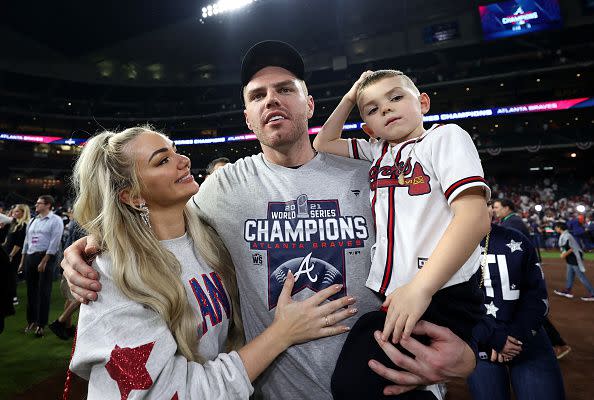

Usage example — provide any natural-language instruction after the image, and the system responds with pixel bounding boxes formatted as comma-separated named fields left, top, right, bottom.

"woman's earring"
left=139, top=202, right=151, bottom=228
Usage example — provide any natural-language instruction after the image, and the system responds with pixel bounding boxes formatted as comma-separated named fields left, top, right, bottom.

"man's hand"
left=500, top=336, right=522, bottom=357
left=382, top=282, right=432, bottom=343
left=61, top=236, right=101, bottom=303
left=368, top=320, right=476, bottom=396
left=37, top=258, right=48, bottom=273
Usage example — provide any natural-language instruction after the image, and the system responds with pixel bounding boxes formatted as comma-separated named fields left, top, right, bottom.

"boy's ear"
left=419, top=92, right=431, bottom=115
left=361, top=123, right=376, bottom=139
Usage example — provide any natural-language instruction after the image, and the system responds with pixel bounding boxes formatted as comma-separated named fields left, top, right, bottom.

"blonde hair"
left=10, top=204, right=31, bottom=232
left=356, top=70, right=420, bottom=103
left=72, top=126, right=243, bottom=362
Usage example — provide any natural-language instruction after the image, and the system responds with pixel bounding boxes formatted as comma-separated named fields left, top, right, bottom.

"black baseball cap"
left=240, top=40, right=305, bottom=87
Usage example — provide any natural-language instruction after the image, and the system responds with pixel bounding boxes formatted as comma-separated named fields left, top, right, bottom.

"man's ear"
left=244, top=110, right=252, bottom=131
left=306, top=95, right=315, bottom=119
left=361, top=123, right=376, bottom=139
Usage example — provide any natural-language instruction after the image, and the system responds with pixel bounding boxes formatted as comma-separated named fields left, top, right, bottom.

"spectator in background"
left=18, top=195, right=64, bottom=337
left=585, top=213, right=594, bottom=250
left=493, top=198, right=530, bottom=237
left=553, top=222, right=594, bottom=301
left=2, top=204, right=31, bottom=305
left=0, top=245, right=13, bottom=333
left=468, top=214, right=564, bottom=400
left=205, top=157, right=230, bottom=176
left=0, top=202, right=11, bottom=243
left=567, top=214, right=586, bottom=249
left=49, top=219, right=86, bottom=340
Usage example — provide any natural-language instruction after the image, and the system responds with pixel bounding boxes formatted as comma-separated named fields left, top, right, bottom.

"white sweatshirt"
left=69, top=233, right=253, bottom=400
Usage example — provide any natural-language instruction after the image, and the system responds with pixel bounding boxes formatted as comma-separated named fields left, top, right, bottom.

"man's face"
left=243, top=66, right=314, bottom=151
left=492, top=201, right=509, bottom=219
left=35, top=198, right=50, bottom=214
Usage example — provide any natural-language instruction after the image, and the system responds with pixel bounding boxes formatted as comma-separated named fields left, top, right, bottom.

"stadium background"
left=0, top=0, right=593, bottom=398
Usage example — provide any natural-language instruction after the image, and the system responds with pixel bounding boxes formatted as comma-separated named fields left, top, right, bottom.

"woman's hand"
left=272, top=271, right=358, bottom=347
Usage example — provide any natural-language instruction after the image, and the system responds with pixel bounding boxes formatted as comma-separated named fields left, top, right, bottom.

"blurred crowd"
left=489, top=177, right=594, bottom=250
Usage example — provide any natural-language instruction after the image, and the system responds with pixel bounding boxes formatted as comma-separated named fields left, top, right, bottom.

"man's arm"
left=312, top=71, right=371, bottom=157
left=369, top=320, right=476, bottom=396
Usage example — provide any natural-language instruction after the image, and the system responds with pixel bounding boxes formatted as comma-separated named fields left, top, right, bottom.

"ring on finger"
left=324, top=315, right=330, bottom=327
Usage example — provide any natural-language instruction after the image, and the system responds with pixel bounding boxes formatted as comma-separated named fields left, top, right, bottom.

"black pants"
left=24, top=252, right=55, bottom=327
left=331, top=271, right=484, bottom=400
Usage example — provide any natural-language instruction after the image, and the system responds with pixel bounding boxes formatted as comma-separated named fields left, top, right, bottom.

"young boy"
left=314, top=70, right=491, bottom=399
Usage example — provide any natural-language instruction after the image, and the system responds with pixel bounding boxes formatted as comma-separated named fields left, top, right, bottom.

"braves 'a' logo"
left=244, top=195, right=369, bottom=309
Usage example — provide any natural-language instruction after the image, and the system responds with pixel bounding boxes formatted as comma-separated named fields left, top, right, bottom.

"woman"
left=68, top=127, right=356, bottom=399
left=3, top=204, right=31, bottom=304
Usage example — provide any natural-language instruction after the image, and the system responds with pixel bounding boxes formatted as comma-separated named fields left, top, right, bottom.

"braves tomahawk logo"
left=369, top=156, right=431, bottom=196
left=244, top=195, right=369, bottom=310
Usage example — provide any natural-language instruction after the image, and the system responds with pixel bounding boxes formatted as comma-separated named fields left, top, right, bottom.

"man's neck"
left=261, top=137, right=316, bottom=167
left=501, top=212, right=516, bottom=221
left=38, top=210, right=50, bottom=218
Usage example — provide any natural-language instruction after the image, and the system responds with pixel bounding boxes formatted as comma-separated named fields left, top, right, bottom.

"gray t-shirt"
left=193, top=152, right=380, bottom=400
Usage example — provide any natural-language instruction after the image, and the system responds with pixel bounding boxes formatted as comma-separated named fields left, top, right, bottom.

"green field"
left=0, top=281, right=75, bottom=399
left=541, top=250, right=594, bottom=261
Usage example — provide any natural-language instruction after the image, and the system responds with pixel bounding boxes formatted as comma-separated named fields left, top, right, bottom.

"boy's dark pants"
left=331, top=271, right=484, bottom=399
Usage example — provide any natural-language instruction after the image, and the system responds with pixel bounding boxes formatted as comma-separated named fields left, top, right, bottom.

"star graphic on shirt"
left=485, top=301, right=499, bottom=317
left=511, top=284, right=516, bottom=289
left=506, top=239, right=523, bottom=253
left=105, top=342, right=155, bottom=400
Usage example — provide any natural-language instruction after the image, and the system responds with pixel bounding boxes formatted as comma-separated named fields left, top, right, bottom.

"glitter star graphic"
left=506, top=239, right=523, bottom=253
left=105, top=342, right=155, bottom=400
left=485, top=301, right=499, bottom=317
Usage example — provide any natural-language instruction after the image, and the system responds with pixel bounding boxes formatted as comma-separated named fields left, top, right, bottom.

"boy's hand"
left=344, top=71, right=374, bottom=104
left=382, top=282, right=432, bottom=343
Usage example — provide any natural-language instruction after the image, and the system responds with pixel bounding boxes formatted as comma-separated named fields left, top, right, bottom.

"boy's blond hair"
left=356, top=70, right=420, bottom=106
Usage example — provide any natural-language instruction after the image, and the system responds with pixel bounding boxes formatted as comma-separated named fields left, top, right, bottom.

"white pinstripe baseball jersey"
left=348, top=124, right=491, bottom=295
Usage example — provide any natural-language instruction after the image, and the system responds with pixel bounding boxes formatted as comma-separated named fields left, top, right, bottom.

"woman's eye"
left=158, top=157, right=169, bottom=166
left=367, top=108, right=377, bottom=115
left=391, top=95, right=403, bottom=101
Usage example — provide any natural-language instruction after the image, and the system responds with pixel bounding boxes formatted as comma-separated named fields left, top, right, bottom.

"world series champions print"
left=244, top=195, right=369, bottom=309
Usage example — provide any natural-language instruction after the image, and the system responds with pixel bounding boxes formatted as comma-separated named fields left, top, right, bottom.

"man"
left=62, top=41, right=476, bottom=399
left=205, top=156, right=230, bottom=176
left=492, top=198, right=529, bottom=237
left=19, top=195, right=64, bottom=337
left=468, top=206, right=564, bottom=400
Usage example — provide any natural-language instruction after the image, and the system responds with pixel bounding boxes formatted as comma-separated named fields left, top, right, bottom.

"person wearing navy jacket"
left=468, top=219, right=565, bottom=400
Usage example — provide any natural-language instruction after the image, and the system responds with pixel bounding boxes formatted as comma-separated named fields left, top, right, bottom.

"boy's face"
left=357, top=76, right=429, bottom=144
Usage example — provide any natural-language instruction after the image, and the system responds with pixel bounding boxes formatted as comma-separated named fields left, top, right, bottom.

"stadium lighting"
left=201, top=0, right=258, bottom=20
left=577, top=205, right=586, bottom=213
left=570, top=152, right=577, bottom=158
left=535, top=205, right=543, bottom=212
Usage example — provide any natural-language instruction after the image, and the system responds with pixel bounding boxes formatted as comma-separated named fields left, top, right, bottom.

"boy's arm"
left=382, top=187, right=490, bottom=342
left=313, top=71, right=372, bottom=157
left=411, top=187, right=490, bottom=295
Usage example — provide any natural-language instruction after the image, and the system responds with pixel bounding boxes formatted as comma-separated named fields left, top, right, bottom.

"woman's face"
left=128, top=132, right=199, bottom=209
left=13, top=207, right=24, bottom=219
